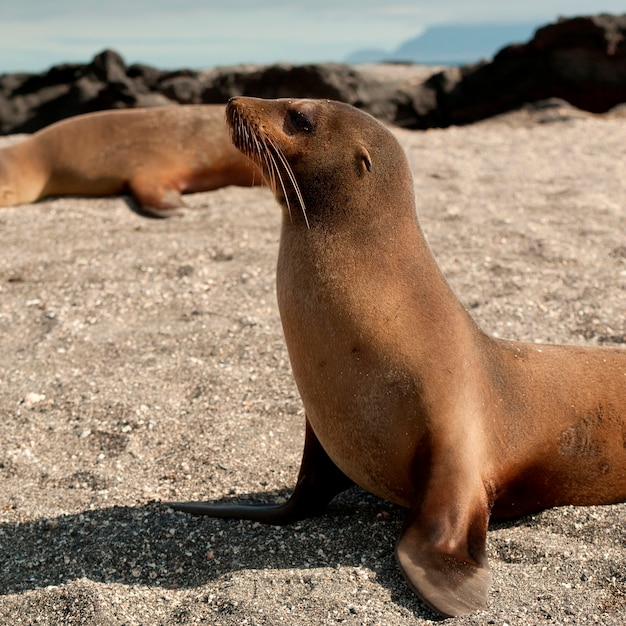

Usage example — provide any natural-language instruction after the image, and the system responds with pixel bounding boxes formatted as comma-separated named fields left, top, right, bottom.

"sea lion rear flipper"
left=167, top=418, right=354, bottom=524
left=395, top=479, right=492, bottom=617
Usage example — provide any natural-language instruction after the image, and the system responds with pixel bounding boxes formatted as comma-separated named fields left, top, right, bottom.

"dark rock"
left=11, top=64, right=85, bottom=98
left=160, top=74, right=204, bottom=104
left=0, top=49, right=146, bottom=133
left=0, top=15, right=625, bottom=135
left=200, top=63, right=371, bottom=102
left=199, top=62, right=410, bottom=124
left=406, top=13, right=626, bottom=128
left=88, top=49, right=129, bottom=86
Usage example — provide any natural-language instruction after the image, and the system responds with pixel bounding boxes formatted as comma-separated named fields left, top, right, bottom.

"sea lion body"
left=0, top=105, right=260, bottom=216
left=169, top=97, right=626, bottom=616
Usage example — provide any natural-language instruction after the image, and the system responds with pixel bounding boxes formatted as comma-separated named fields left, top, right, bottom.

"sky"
left=0, top=1, right=624, bottom=74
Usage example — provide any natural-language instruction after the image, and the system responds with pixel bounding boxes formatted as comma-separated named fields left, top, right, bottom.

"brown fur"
left=169, top=97, right=626, bottom=617
left=0, top=105, right=260, bottom=217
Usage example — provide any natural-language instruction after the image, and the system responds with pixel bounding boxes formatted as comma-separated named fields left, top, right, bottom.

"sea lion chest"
left=276, top=231, right=424, bottom=507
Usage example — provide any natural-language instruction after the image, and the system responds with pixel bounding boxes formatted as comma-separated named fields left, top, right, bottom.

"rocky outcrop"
left=0, top=50, right=413, bottom=134
left=0, top=14, right=625, bottom=134
left=0, top=50, right=182, bottom=134
left=410, top=13, right=626, bottom=128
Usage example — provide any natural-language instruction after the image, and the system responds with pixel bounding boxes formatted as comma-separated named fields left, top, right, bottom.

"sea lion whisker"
left=263, top=138, right=295, bottom=223
left=249, top=132, right=276, bottom=191
left=226, top=107, right=299, bottom=226
left=247, top=130, right=279, bottom=198
left=237, top=125, right=274, bottom=196
left=266, top=137, right=309, bottom=229
left=259, top=138, right=279, bottom=197
left=245, top=130, right=263, bottom=188
left=228, top=110, right=273, bottom=195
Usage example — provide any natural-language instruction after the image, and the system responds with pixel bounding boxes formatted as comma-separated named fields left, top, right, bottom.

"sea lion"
left=0, top=105, right=261, bottom=217
left=168, top=97, right=626, bottom=617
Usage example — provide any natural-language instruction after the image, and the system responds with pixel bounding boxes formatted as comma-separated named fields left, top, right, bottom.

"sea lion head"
left=226, top=97, right=415, bottom=230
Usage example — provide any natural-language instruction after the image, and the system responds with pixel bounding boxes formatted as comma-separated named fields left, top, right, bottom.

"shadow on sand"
left=1, top=487, right=445, bottom=618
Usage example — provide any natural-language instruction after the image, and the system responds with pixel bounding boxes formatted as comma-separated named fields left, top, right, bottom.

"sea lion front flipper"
left=395, top=476, right=492, bottom=617
left=167, top=418, right=355, bottom=524
left=128, top=177, right=187, bottom=218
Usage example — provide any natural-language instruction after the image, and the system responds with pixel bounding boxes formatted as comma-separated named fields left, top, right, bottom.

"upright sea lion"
left=168, top=97, right=626, bottom=616
left=0, top=105, right=261, bottom=217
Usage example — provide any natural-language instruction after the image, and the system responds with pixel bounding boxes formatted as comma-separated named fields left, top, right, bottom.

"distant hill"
left=346, top=22, right=543, bottom=65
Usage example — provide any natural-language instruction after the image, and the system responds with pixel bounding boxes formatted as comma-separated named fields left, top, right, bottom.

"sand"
left=0, top=102, right=625, bottom=625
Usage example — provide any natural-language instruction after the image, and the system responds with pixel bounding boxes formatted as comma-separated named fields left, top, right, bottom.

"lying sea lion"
left=0, top=105, right=261, bottom=217
left=169, top=97, right=626, bottom=617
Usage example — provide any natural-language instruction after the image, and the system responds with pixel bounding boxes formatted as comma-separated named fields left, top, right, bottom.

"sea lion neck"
left=277, top=203, right=481, bottom=375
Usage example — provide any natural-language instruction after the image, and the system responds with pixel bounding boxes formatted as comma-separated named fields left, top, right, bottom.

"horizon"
left=0, top=1, right=624, bottom=74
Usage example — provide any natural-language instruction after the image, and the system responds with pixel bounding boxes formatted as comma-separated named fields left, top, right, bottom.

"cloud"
left=1, top=1, right=624, bottom=72
left=2, top=1, right=623, bottom=26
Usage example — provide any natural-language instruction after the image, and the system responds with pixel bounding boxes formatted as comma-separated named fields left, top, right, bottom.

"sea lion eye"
left=289, top=110, right=314, bottom=133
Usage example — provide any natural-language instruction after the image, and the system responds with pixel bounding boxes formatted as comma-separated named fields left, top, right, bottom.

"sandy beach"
left=1, top=103, right=625, bottom=624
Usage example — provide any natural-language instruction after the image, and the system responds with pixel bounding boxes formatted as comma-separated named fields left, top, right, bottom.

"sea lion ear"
left=357, top=146, right=372, bottom=174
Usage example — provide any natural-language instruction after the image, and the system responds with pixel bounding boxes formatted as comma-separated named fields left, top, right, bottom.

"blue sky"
left=0, top=1, right=624, bottom=73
